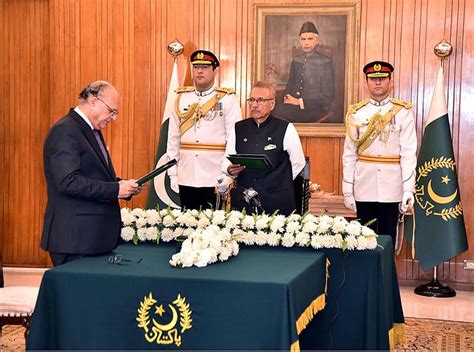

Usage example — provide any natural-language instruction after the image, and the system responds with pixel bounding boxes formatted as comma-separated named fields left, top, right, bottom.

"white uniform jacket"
left=342, top=97, right=417, bottom=202
left=167, top=86, right=242, bottom=187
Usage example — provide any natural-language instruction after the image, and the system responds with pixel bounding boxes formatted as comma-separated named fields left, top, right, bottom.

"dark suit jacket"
left=41, top=109, right=121, bottom=255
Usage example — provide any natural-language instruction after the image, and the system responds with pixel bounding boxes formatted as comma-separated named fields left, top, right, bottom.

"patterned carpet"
left=2, top=317, right=474, bottom=350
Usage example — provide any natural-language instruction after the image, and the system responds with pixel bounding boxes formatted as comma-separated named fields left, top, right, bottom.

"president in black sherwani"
left=272, top=21, right=335, bottom=123
left=41, top=81, right=142, bottom=266
left=223, top=81, right=306, bottom=215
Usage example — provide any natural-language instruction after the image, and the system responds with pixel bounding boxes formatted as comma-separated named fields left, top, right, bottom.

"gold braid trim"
left=345, top=99, right=377, bottom=145
left=215, top=87, right=235, bottom=94
left=295, top=293, right=326, bottom=335
left=175, top=89, right=228, bottom=136
left=390, top=98, right=412, bottom=109
left=357, top=105, right=403, bottom=154
left=290, top=340, right=300, bottom=352
left=388, top=323, right=405, bottom=349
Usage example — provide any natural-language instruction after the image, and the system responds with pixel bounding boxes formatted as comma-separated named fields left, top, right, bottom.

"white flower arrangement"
left=120, top=208, right=378, bottom=268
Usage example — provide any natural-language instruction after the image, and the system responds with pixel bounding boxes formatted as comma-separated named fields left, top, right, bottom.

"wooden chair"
left=0, top=258, right=39, bottom=340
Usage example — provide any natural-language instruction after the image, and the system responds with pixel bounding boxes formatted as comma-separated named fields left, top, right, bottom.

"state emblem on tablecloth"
left=136, top=292, right=193, bottom=346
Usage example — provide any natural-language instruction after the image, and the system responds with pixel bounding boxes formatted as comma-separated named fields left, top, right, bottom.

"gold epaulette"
left=390, top=98, right=412, bottom=109
left=215, top=87, right=235, bottom=95
left=175, top=86, right=195, bottom=94
left=347, top=99, right=370, bottom=115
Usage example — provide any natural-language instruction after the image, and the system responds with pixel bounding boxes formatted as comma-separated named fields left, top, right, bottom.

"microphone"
left=243, top=187, right=263, bottom=210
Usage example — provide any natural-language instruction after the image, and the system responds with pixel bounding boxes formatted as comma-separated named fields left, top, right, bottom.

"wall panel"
left=0, top=0, right=472, bottom=285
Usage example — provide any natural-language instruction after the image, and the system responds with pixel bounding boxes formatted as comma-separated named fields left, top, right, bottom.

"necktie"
left=93, top=129, right=109, bottom=165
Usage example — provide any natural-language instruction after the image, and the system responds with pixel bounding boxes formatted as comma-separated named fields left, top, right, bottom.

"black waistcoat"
left=231, top=115, right=295, bottom=215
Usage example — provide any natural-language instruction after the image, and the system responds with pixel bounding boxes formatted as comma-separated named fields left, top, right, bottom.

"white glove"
left=401, top=191, right=414, bottom=213
left=344, top=195, right=357, bottom=212
left=169, top=175, right=179, bottom=193
left=216, top=175, right=233, bottom=194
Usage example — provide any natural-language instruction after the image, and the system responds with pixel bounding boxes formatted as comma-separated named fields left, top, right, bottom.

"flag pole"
left=414, top=39, right=456, bottom=298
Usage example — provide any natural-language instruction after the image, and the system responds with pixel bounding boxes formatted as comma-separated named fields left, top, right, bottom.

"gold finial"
left=434, top=39, right=453, bottom=59
left=167, top=39, right=184, bottom=57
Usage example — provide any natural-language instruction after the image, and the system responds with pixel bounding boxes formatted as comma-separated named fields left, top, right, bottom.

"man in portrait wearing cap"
left=272, top=21, right=335, bottom=123
left=167, top=50, right=242, bottom=210
left=342, top=60, right=417, bottom=246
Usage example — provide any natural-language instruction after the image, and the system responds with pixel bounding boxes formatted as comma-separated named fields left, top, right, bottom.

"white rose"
left=331, top=220, right=346, bottom=234
left=270, top=218, right=285, bottom=233
left=212, top=210, right=227, bottom=225
left=171, top=209, right=182, bottom=218
left=121, top=226, right=135, bottom=242
left=345, top=235, right=358, bottom=250
left=302, top=221, right=317, bottom=234
left=286, top=221, right=300, bottom=234
left=146, top=227, right=158, bottom=241
left=161, top=228, right=174, bottom=242
left=183, top=228, right=194, bottom=237
left=121, top=212, right=136, bottom=226
left=159, top=209, right=169, bottom=217
left=295, top=232, right=310, bottom=247
left=302, top=214, right=318, bottom=223
left=146, top=209, right=160, bottom=225
left=241, top=215, right=255, bottom=229
left=287, top=214, right=301, bottom=222
left=163, top=215, right=175, bottom=227
left=194, top=249, right=213, bottom=267
left=316, top=222, right=331, bottom=234
left=281, top=233, right=296, bottom=247
left=357, top=236, right=369, bottom=250
left=169, top=253, right=181, bottom=267
left=174, top=227, right=184, bottom=237
left=254, top=231, right=267, bottom=246
left=225, top=216, right=241, bottom=230
left=231, top=241, right=240, bottom=255
left=197, top=217, right=211, bottom=229
left=267, top=232, right=281, bottom=246
left=229, top=210, right=244, bottom=220
left=366, top=236, right=378, bottom=249
left=310, top=235, right=323, bottom=249
left=136, top=217, right=147, bottom=229
left=137, top=227, right=148, bottom=242
left=131, top=208, right=147, bottom=218
left=255, top=215, right=270, bottom=229
left=346, top=221, right=362, bottom=236
left=362, top=226, right=376, bottom=236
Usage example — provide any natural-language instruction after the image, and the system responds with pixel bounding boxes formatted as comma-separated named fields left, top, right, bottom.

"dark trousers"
left=49, top=252, right=84, bottom=267
left=179, top=185, right=216, bottom=210
left=356, top=201, right=399, bottom=247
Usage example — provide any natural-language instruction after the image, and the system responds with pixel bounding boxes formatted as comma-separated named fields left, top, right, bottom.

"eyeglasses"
left=107, top=254, right=142, bottom=265
left=96, top=96, right=119, bottom=117
left=246, top=97, right=274, bottom=105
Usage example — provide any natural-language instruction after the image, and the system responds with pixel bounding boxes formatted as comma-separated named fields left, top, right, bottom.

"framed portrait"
left=253, top=1, right=361, bottom=137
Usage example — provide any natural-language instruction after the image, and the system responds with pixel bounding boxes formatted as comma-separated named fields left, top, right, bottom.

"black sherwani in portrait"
left=41, top=109, right=121, bottom=256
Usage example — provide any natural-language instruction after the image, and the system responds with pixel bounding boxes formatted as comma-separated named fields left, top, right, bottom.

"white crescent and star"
left=153, top=154, right=179, bottom=208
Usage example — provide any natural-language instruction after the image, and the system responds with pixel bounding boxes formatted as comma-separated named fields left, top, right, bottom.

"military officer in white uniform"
left=167, top=50, right=242, bottom=210
left=342, top=61, right=417, bottom=244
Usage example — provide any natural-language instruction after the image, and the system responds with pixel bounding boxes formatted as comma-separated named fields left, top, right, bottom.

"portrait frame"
left=253, top=1, right=361, bottom=137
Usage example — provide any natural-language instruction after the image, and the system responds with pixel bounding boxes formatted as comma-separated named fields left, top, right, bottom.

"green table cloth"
left=299, top=235, right=404, bottom=349
left=27, top=244, right=327, bottom=350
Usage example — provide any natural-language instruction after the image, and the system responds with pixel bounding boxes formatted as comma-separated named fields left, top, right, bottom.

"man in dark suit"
left=223, top=81, right=305, bottom=215
left=41, top=81, right=142, bottom=266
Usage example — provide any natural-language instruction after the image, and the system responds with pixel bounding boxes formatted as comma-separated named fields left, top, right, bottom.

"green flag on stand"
left=405, top=66, right=468, bottom=271
left=146, top=59, right=181, bottom=209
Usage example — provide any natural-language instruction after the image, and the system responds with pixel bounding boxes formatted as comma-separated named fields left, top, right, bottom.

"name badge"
left=264, top=144, right=277, bottom=151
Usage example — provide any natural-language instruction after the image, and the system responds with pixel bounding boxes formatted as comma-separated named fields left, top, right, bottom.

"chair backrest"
left=294, top=156, right=311, bottom=215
